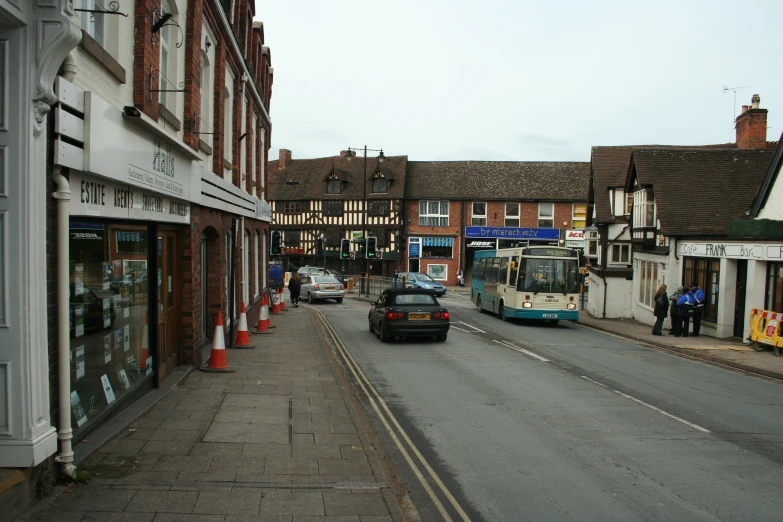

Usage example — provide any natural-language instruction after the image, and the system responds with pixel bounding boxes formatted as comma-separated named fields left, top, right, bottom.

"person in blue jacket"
left=689, top=281, right=705, bottom=337
left=676, top=285, right=695, bottom=337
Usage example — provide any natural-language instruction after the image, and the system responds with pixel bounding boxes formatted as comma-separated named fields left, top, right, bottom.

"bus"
left=471, top=246, right=581, bottom=324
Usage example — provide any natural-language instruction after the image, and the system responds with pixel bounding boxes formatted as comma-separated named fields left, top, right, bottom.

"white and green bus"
left=471, top=246, right=581, bottom=324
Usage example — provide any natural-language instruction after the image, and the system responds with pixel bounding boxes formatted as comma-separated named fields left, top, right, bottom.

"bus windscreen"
left=517, top=258, right=579, bottom=293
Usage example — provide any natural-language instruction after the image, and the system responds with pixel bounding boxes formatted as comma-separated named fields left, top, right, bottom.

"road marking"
left=581, top=376, right=710, bottom=433
left=315, top=309, right=470, bottom=522
left=457, top=321, right=485, bottom=333
left=493, top=340, right=550, bottom=362
left=451, top=326, right=473, bottom=333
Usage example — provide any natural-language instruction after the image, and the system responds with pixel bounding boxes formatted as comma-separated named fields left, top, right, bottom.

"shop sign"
left=565, top=230, right=585, bottom=240
left=679, top=241, right=783, bottom=261
left=423, top=237, right=454, bottom=247
left=465, top=226, right=560, bottom=240
left=466, top=240, right=496, bottom=249
left=284, top=247, right=304, bottom=254
left=69, top=171, right=191, bottom=224
left=85, top=93, right=194, bottom=201
left=409, top=237, right=421, bottom=258
left=256, top=199, right=272, bottom=222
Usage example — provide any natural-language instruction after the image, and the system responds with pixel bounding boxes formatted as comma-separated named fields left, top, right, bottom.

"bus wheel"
left=550, top=319, right=560, bottom=326
left=499, top=301, right=509, bottom=322
left=476, top=296, right=484, bottom=314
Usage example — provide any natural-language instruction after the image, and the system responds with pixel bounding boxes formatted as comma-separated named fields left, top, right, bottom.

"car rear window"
left=393, top=294, right=436, bottom=305
left=314, top=276, right=339, bottom=283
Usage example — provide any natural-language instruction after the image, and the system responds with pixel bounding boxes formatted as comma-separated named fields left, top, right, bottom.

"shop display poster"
left=114, top=328, right=123, bottom=353
left=74, top=263, right=84, bottom=296
left=74, top=305, right=85, bottom=338
left=75, top=345, right=85, bottom=380
left=70, top=390, right=88, bottom=427
left=101, top=374, right=116, bottom=404
left=124, top=325, right=130, bottom=351
left=123, top=291, right=130, bottom=318
left=117, top=369, right=131, bottom=390
left=103, top=298, right=112, bottom=328
left=126, top=354, right=138, bottom=372
left=103, top=333, right=112, bottom=363
left=102, top=262, right=112, bottom=290
left=146, top=356, right=153, bottom=376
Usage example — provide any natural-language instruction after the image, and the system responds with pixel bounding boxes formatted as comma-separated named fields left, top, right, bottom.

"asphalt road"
left=315, top=293, right=783, bottom=522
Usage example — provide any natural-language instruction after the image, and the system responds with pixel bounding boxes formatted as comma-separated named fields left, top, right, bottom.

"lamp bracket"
left=186, top=114, right=222, bottom=135
left=75, top=1, right=128, bottom=17
left=148, top=65, right=188, bottom=101
left=150, top=7, right=184, bottom=48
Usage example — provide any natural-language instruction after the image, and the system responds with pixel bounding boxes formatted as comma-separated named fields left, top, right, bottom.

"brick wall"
left=133, top=0, right=161, bottom=120
left=736, top=108, right=768, bottom=150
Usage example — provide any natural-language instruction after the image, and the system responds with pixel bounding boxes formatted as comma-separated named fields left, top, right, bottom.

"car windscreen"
left=393, top=294, right=436, bottom=305
left=314, top=276, right=339, bottom=283
left=415, top=273, right=435, bottom=282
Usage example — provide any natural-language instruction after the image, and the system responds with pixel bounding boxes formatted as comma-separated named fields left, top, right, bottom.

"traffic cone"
left=270, top=288, right=282, bottom=314
left=139, top=312, right=149, bottom=371
left=280, top=287, right=288, bottom=312
left=201, top=312, right=234, bottom=373
left=231, top=302, right=253, bottom=349
left=252, top=293, right=274, bottom=334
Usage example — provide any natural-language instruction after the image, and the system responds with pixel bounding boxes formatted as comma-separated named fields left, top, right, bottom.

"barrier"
left=748, top=308, right=783, bottom=356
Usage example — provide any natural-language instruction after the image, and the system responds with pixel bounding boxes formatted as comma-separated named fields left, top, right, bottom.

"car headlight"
left=422, top=284, right=433, bottom=289
left=567, top=303, right=576, bottom=310
left=522, top=302, right=532, bottom=308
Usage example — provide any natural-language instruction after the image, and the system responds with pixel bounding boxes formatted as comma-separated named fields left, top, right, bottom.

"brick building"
left=0, top=0, right=275, bottom=502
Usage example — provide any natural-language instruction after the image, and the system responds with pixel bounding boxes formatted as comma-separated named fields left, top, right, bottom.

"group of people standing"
left=653, top=282, right=705, bottom=337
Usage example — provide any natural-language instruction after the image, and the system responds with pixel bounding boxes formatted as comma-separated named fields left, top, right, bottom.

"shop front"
left=406, top=236, right=456, bottom=281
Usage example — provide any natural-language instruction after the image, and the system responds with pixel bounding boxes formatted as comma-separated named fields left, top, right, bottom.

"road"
left=312, top=292, right=783, bottom=522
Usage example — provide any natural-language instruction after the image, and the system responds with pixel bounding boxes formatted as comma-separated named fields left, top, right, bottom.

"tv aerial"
left=723, top=85, right=751, bottom=140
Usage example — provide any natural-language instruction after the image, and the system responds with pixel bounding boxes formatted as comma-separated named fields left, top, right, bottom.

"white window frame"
left=223, top=69, right=235, bottom=181
left=253, top=232, right=260, bottom=298
left=625, top=192, right=634, bottom=216
left=251, top=113, right=258, bottom=191
left=426, top=264, right=448, bottom=281
left=158, top=0, right=177, bottom=109
left=82, top=0, right=107, bottom=46
left=259, top=127, right=266, bottom=190
left=242, top=229, right=249, bottom=305
left=538, top=202, right=554, bottom=228
left=471, top=202, right=486, bottom=226
left=419, top=200, right=449, bottom=227
left=609, top=243, right=631, bottom=265
left=585, top=231, right=600, bottom=263
left=240, top=94, right=248, bottom=191
left=637, top=260, right=662, bottom=309
left=505, top=202, right=520, bottom=227
left=633, top=188, right=656, bottom=229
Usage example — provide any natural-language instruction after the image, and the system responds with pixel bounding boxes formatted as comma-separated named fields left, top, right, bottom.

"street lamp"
left=346, top=146, right=385, bottom=296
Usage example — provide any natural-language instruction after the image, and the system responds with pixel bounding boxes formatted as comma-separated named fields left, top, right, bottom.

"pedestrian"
left=288, top=272, right=301, bottom=308
left=456, top=268, right=464, bottom=287
left=676, top=285, right=695, bottom=337
left=689, top=281, right=705, bottom=336
left=652, top=283, right=669, bottom=335
left=669, top=289, right=681, bottom=336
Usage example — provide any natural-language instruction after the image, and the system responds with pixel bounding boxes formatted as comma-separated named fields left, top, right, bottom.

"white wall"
left=758, top=163, right=783, bottom=220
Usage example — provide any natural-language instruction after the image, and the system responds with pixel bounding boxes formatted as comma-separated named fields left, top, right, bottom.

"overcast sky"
left=256, top=0, right=783, bottom=162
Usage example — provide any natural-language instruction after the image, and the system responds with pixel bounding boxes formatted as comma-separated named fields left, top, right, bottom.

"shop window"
left=637, top=260, right=661, bottom=309
left=683, top=257, right=720, bottom=322
left=419, top=200, right=449, bottom=226
left=609, top=244, right=631, bottom=264
left=471, top=202, right=486, bottom=226
left=538, top=202, right=554, bottom=228
left=505, top=203, right=520, bottom=227
left=421, top=237, right=453, bottom=258
left=572, top=204, right=587, bottom=228
left=68, top=221, right=151, bottom=438
left=427, top=264, right=448, bottom=281
left=767, top=263, right=783, bottom=313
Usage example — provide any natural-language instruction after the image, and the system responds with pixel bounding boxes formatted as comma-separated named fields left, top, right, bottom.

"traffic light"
left=366, top=236, right=377, bottom=258
left=271, top=231, right=282, bottom=255
left=340, top=238, right=350, bottom=258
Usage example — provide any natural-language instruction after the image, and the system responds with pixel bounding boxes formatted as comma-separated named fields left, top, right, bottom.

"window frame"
left=82, top=0, right=107, bottom=47
left=609, top=243, right=631, bottom=265
left=637, top=259, right=661, bottom=310
left=419, top=200, right=449, bottom=227
left=505, top=202, right=520, bottom=228
left=223, top=69, right=235, bottom=180
left=242, top=229, right=249, bottom=305
left=633, top=188, right=656, bottom=229
left=572, top=204, right=587, bottom=228
left=683, top=257, right=720, bottom=322
left=538, top=202, right=554, bottom=228
left=253, top=231, right=260, bottom=298
left=471, top=202, right=486, bottom=226
left=372, top=177, right=388, bottom=194
left=283, top=202, right=303, bottom=215
left=326, top=178, right=342, bottom=195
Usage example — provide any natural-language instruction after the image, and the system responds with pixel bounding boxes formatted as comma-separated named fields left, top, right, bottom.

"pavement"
left=19, top=302, right=416, bottom=522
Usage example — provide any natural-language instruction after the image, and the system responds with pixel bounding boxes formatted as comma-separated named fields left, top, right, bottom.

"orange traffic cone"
left=252, top=293, right=274, bottom=334
left=200, top=312, right=235, bottom=373
left=270, top=289, right=282, bottom=314
left=231, top=302, right=253, bottom=348
left=280, top=287, right=288, bottom=312
left=139, top=312, right=150, bottom=373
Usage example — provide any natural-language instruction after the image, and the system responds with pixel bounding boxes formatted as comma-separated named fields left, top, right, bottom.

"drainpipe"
left=599, top=225, right=629, bottom=319
left=52, top=166, right=77, bottom=479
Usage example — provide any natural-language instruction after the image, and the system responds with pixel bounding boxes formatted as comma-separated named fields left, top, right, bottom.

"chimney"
left=735, top=94, right=767, bottom=150
left=279, top=149, right=292, bottom=169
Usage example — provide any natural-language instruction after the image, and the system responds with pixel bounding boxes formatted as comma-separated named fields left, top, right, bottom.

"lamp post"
left=345, top=146, right=385, bottom=296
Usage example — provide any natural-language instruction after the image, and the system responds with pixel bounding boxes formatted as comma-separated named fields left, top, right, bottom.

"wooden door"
left=157, top=230, right=181, bottom=380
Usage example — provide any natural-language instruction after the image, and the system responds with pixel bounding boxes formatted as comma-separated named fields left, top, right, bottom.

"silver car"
left=300, top=275, right=345, bottom=304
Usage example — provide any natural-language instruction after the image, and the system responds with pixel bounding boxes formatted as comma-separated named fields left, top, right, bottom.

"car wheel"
left=369, top=318, right=375, bottom=333
left=308, top=292, right=315, bottom=304
left=476, top=295, right=484, bottom=313
left=435, top=333, right=447, bottom=342
left=550, top=319, right=560, bottom=326
left=499, top=301, right=509, bottom=322
left=335, top=298, right=343, bottom=304
left=380, top=323, right=392, bottom=343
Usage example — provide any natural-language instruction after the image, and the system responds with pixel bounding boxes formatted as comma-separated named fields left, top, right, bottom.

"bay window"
left=633, top=188, right=656, bottom=229
left=637, top=260, right=661, bottom=309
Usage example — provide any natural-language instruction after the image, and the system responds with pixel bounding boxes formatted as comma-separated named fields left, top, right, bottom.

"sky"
left=255, top=0, right=783, bottom=162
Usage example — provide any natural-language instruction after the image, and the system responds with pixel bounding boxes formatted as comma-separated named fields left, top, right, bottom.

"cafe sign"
left=679, top=241, right=783, bottom=261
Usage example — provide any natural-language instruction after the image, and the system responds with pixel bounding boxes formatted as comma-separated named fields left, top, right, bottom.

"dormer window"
left=633, top=188, right=656, bottom=229
left=372, top=173, right=388, bottom=194
left=326, top=179, right=341, bottom=194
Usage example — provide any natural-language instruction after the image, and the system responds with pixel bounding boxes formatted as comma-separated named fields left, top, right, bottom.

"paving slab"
left=258, top=491, right=325, bottom=516
left=192, top=490, right=263, bottom=516
left=50, top=487, right=137, bottom=512
left=125, top=490, right=200, bottom=513
left=204, top=422, right=289, bottom=444
left=322, top=493, right=389, bottom=517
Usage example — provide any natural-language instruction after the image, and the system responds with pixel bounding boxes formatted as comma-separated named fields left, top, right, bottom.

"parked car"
left=297, top=267, right=347, bottom=285
left=368, top=288, right=450, bottom=342
left=395, top=272, right=447, bottom=297
left=300, top=275, right=345, bottom=303
left=110, top=269, right=148, bottom=293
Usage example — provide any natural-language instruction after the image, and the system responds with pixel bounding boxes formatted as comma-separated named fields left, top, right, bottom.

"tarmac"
left=19, top=286, right=783, bottom=521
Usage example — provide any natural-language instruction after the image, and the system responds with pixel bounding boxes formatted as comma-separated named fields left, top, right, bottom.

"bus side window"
left=499, top=257, right=509, bottom=285
left=509, top=256, right=519, bottom=286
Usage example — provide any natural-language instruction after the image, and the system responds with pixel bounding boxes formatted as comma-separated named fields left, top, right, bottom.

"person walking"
left=689, top=281, right=705, bottom=336
left=669, top=288, right=681, bottom=336
left=676, top=285, right=695, bottom=337
left=652, top=283, right=669, bottom=335
left=456, top=268, right=464, bottom=288
left=288, top=272, right=301, bottom=308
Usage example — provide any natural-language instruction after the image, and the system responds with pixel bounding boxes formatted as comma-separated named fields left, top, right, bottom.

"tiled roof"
left=405, top=161, right=590, bottom=201
left=630, top=148, right=774, bottom=236
left=267, top=154, right=408, bottom=200
left=591, top=144, right=737, bottom=224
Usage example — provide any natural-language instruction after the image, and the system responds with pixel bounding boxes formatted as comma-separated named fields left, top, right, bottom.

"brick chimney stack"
left=279, top=149, right=292, bottom=169
left=735, top=94, right=768, bottom=150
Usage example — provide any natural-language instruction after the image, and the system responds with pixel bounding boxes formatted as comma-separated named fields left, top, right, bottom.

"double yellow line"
left=314, top=309, right=471, bottom=522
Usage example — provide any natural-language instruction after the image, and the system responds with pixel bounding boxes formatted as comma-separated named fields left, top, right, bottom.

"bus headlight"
left=522, top=302, right=532, bottom=308
left=567, top=303, right=576, bottom=310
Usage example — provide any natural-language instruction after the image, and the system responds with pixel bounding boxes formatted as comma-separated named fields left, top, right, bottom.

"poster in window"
left=73, top=263, right=84, bottom=296
left=102, top=262, right=112, bottom=290
left=103, top=333, right=112, bottom=363
left=146, top=356, right=153, bottom=376
left=70, top=390, right=88, bottom=427
left=114, top=328, right=123, bottom=354
left=124, top=325, right=130, bottom=351
left=117, top=369, right=131, bottom=390
left=122, top=287, right=130, bottom=319
left=75, top=345, right=85, bottom=380
left=103, top=298, right=112, bottom=328
left=126, top=354, right=138, bottom=372
left=101, top=374, right=116, bottom=404
left=74, top=305, right=85, bottom=338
